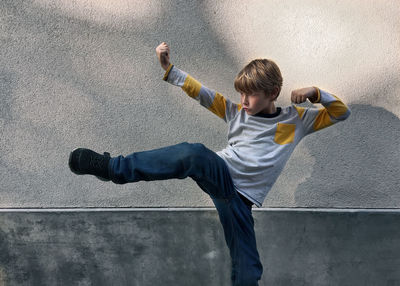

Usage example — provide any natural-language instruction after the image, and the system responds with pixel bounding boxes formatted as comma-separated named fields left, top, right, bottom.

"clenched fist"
left=156, top=42, right=170, bottom=71
left=291, top=87, right=319, bottom=104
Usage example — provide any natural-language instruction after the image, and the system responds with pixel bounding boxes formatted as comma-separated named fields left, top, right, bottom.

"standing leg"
left=213, top=196, right=263, bottom=286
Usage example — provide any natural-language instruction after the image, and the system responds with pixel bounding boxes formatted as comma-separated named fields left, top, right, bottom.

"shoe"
left=69, top=148, right=111, bottom=181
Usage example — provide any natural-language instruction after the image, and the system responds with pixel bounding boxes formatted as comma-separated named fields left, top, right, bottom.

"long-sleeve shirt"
left=163, top=64, right=351, bottom=207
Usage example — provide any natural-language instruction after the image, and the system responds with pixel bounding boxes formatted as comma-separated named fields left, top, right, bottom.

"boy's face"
left=240, top=90, right=275, bottom=115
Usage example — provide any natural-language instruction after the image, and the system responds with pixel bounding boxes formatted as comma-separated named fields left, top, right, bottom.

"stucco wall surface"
left=1, top=0, right=399, bottom=207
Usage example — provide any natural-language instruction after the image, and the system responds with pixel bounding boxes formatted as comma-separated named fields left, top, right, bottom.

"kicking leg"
left=108, top=142, right=235, bottom=199
left=69, top=142, right=232, bottom=199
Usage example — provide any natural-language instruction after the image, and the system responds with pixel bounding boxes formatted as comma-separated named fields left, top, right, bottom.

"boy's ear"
left=268, top=87, right=280, bottom=101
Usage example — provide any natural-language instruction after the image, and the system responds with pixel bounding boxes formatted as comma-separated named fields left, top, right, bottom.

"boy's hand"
left=156, top=42, right=170, bottom=71
left=291, top=87, right=318, bottom=104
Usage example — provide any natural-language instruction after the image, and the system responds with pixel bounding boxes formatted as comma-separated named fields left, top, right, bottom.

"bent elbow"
left=342, top=107, right=351, bottom=120
left=335, top=106, right=351, bottom=121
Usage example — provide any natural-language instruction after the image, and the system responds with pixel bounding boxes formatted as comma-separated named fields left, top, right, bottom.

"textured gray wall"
left=1, top=209, right=400, bottom=286
left=1, top=0, right=399, bottom=207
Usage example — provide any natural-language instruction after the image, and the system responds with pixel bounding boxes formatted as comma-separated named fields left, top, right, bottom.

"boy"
left=69, top=42, right=350, bottom=285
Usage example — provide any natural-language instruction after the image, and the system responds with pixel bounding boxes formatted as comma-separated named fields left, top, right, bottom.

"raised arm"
left=155, top=42, right=240, bottom=122
left=291, top=86, right=351, bottom=135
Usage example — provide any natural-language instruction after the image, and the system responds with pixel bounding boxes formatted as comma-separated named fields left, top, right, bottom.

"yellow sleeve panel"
left=313, top=94, right=349, bottom=131
left=182, top=75, right=201, bottom=99
left=208, top=92, right=227, bottom=119
left=313, top=108, right=334, bottom=131
left=294, top=105, right=306, bottom=119
left=328, top=95, right=351, bottom=119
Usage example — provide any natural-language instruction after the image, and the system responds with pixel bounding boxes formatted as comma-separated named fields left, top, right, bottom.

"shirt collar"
left=254, top=107, right=282, bottom=118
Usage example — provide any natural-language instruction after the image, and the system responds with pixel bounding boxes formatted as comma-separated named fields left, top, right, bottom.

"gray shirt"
left=164, top=64, right=351, bottom=207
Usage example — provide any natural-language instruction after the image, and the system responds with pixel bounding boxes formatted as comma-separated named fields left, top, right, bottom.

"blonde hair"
left=234, top=59, right=283, bottom=97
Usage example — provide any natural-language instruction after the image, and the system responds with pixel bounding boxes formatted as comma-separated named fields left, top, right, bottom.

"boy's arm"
left=163, top=64, right=240, bottom=122
left=156, top=42, right=240, bottom=122
left=292, top=87, right=351, bottom=135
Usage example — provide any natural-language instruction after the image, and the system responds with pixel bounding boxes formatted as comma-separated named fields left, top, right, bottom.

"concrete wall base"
left=1, top=208, right=400, bottom=286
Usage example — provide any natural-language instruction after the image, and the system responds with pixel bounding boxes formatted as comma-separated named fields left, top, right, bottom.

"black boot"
left=69, top=148, right=111, bottom=181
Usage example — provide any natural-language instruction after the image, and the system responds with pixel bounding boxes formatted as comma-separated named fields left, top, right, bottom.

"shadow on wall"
left=294, top=104, right=400, bottom=208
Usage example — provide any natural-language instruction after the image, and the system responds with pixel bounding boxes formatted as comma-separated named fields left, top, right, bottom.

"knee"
left=180, top=142, right=207, bottom=152
left=175, top=143, right=215, bottom=180
left=190, top=143, right=208, bottom=156
left=179, top=142, right=208, bottom=162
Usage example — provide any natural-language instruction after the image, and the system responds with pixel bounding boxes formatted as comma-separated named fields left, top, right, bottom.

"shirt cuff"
left=310, top=86, right=321, bottom=103
left=162, top=64, right=174, bottom=81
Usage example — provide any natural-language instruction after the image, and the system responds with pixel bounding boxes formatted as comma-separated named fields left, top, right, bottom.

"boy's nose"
left=241, top=94, right=248, bottom=105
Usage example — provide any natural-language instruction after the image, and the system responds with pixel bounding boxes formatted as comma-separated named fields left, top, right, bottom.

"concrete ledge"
left=3, top=207, right=400, bottom=212
left=1, top=209, right=400, bottom=286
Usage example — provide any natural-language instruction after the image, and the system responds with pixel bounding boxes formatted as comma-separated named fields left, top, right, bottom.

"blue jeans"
left=108, top=142, right=263, bottom=286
